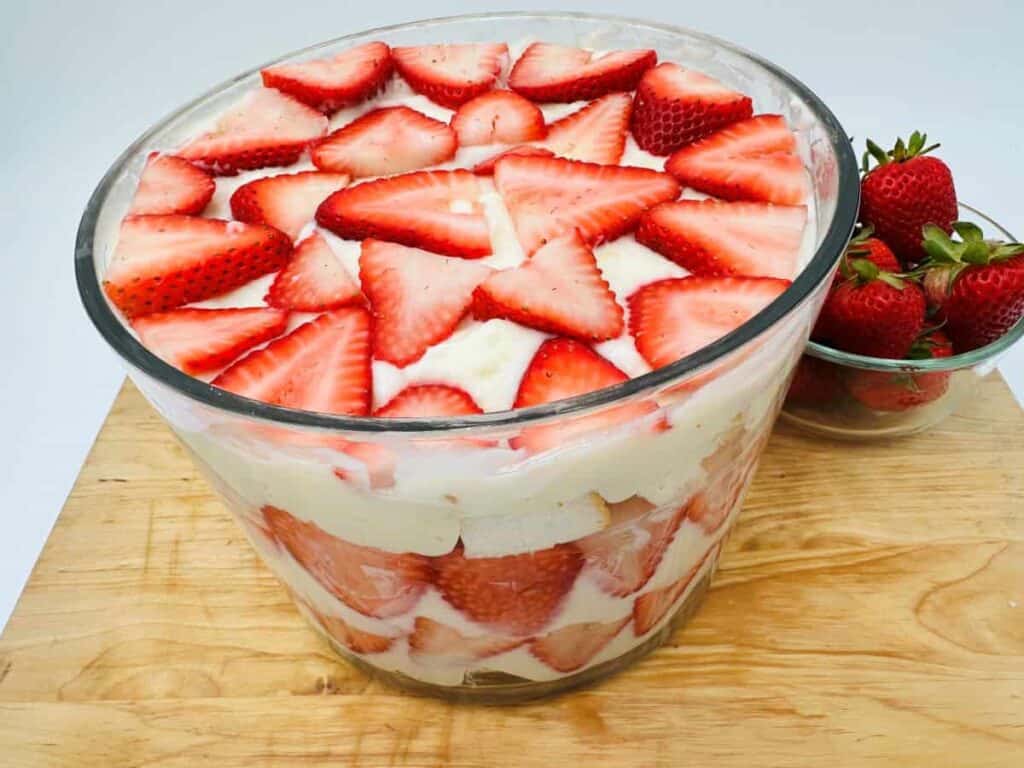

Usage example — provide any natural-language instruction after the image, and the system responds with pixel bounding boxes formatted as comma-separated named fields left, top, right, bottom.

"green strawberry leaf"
left=952, top=221, right=984, bottom=242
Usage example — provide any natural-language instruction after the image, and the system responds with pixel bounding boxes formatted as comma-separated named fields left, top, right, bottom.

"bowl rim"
left=805, top=202, right=1023, bottom=373
left=75, top=10, right=860, bottom=434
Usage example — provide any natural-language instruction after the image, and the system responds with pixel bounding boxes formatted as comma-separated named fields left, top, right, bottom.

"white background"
left=2, top=0, right=1022, bottom=629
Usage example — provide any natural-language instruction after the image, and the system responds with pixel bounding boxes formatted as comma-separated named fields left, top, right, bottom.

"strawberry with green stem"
left=817, top=253, right=926, bottom=359
left=846, top=329, right=954, bottom=412
left=920, top=222, right=1024, bottom=352
left=859, top=131, right=957, bottom=266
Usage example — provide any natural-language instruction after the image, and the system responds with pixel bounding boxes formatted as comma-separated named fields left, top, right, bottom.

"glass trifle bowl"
left=76, top=12, right=858, bottom=701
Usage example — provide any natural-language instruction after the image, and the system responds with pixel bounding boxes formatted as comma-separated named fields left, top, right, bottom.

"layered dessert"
left=96, top=35, right=819, bottom=694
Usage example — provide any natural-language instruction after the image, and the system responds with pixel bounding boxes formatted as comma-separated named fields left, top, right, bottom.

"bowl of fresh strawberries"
left=783, top=133, right=1023, bottom=438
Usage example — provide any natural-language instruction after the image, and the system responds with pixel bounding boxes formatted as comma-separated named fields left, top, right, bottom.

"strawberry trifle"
left=78, top=14, right=857, bottom=699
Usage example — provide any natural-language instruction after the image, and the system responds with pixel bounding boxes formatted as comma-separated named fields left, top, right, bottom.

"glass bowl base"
left=318, top=570, right=713, bottom=704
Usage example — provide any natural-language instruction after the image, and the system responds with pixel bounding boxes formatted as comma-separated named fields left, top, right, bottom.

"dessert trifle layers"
left=82, top=15, right=854, bottom=699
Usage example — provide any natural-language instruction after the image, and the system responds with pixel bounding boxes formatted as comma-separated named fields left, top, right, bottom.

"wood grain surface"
left=0, top=377, right=1022, bottom=767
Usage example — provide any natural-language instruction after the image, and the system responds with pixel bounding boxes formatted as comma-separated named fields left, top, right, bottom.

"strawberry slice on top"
left=434, top=541, right=583, bottom=636
left=128, top=153, right=215, bottom=216
left=631, top=63, right=753, bottom=156
left=493, top=154, right=680, bottom=255
left=509, top=42, right=656, bottom=103
left=471, top=145, right=554, bottom=176
left=627, top=276, right=790, bottom=370
left=265, top=232, right=361, bottom=312
left=665, top=114, right=807, bottom=205
left=212, top=307, right=372, bottom=416
left=311, top=106, right=457, bottom=178
left=392, top=43, right=509, bottom=108
left=636, top=199, right=807, bottom=279
left=316, top=170, right=492, bottom=259
left=230, top=170, right=350, bottom=241
left=512, top=337, right=657, bottom=453
left=260, top=41, right=393, bottom=114
left=450, top=90, right=546, bottom=146
left=131, top=307, right=288, bottom=375
left=542, top=92, right=632, bottom=165
left=179, top=88, right=328, bottom=175
left=472, top=230, right=624, bottom=342
left=375, top=384, right=482, bottom=418
left=359, top=239, right=492, bottom=367
left=103, top=215, right=292, bottom=318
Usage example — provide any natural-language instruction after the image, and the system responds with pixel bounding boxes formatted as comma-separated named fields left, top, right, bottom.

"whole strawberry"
left=860, top=132, right=957, bottom=266
left=846, top=330, right=954, bottom=411
left=819, top=257, right=926, bottom=358
left=921, top=222, right=1024, bottom=351
left=813, top=227, right=900, bottom=342
left=786, top=355, right=844, bottom=406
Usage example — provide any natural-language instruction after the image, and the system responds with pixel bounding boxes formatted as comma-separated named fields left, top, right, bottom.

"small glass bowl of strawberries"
left=783, top=132, right=1024, bottom=439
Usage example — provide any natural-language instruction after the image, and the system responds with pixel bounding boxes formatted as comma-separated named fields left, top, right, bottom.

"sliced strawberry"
left=631, top=63, right=753, bottom=156
left=434, top=542, right=583, bottom=636
left=529, top=616, right=630, bottom=673
left=375, top=384, right=482, bottom=417
left=212, top=307, right=372, bottom=415
left=311, top=106, right=457, bottom=178
left=179, top=88, right=328, bottom=175
left=359, top=239, right=492, bottom=367
left=577, top=503, right=686, bottom=597
left=265, top=232, right=361, bottom=312
left=131, top=307, right=288, bottom=375
left=632, top=543, right=718, bottom=635
left=509, top=43, right=656, bottom=103
left=512, top=338, right=656, bottom=453
left=260, top=41, right=393, bottom=113
left=230, top=170, right=350, bottom=241
left=303, top=601, right=394, bottom=654
left=103, top=215, right=292, bottom=317
left=686, top=422, right=768, bottom=534
left=628, top=277, right=790, bottom=370
left=262, top=505, right=430, bottom=618
left=128, top=153, right=214, bottom=216
left=472, top=230, right=624, bottom=341
left=665, top=114, right=807, bottom=205
left=316, top=170, right=491, bottom=259
left=471, top=145, right=554, bottom=176
left=333, top=441, right=397, bottom=491
left=636, top=200, right=807, bottom=279
left=450, top=90, right=546, bottom=146
left=408, top=617, right=523, bottom=662
left=542, top=92, right=631, bottom=165
left=493, top=155, right=680, bottom=255
left=392, top=43, right=509, bottom=108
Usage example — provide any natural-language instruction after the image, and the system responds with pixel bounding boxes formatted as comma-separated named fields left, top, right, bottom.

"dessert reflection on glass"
left=80, top=15, right=856, bottom=700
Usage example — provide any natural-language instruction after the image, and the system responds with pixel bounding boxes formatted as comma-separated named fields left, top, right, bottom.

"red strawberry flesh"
left=317, top=170, right=492, bottom=259
left=104, top=215, right=292, bottom=318
left=493, top=155, right=680, bottom=255
left=129, top=154, right=215, bottom=216
left=472, top=230, right=624, bottom=342
left=509, top=43, right=656, bottom=103
left=631, top=63, right=753, bottom=156
left=131, top=307, right=288, bottom=375
left=261, top=41, right=393, bottom=114
left=434, top=542, right=583, bottom=636
left=230, top=170, right=350, bottom=241
left=179, top=88, right=328, bottom=175
left=393, top=43, right=508, bottom=108
left=451, top=90, right=546, bottom=146
left=265, top=232, right=361, bottom=312
left=311, top=106, right=457, bottom=178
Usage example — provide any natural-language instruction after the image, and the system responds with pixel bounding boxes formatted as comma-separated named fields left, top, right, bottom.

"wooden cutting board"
left=1, top=377, right=1022, bottom=767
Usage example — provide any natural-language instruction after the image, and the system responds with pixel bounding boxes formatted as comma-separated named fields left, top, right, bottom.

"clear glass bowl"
left=782, top=204, right=1021, bottom=440
left=75, top=12, right=858, bottom=701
